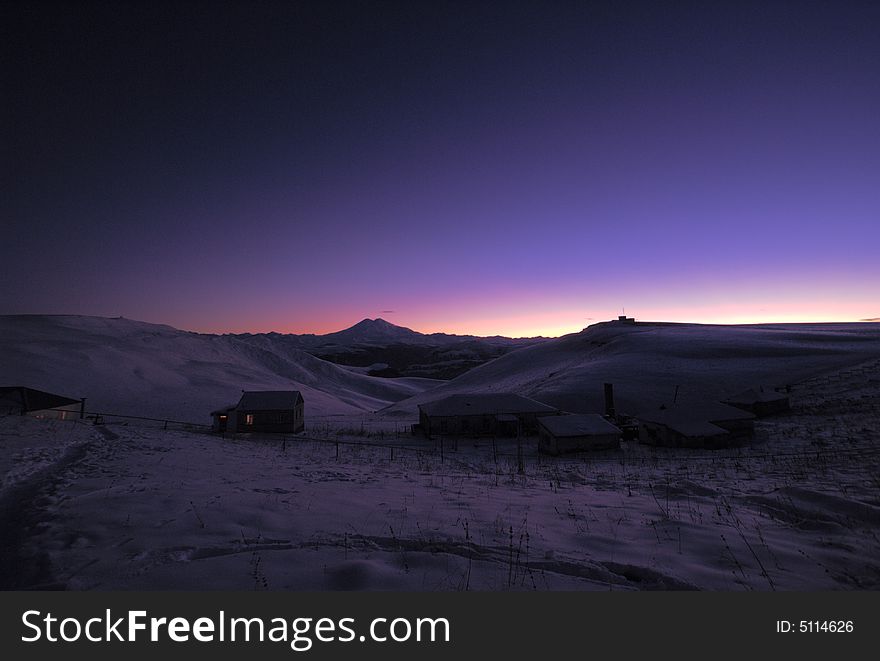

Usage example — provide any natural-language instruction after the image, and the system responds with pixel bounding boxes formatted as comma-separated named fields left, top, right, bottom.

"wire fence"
left=43, top=354, right=879, bottom=470
left=74, top=406, right=880, bottom=471
left=82, top=410, right=212, bottom=432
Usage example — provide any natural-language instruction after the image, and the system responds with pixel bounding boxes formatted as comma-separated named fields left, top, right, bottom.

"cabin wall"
left=538, top=428, right=557, bottom=454
left=235, top=405, right=304, bottom=434
left=676, top=430, right=732, bottom=449
left=712, top=417, right=754, bottom=439
left=638, top=421, right=669, bottom=446
left=639, top=421, right=735, bottom=449
left=425, top=414, right=497, bottom=437
left=541, top=431, right=619, bottom=454
left=753, top=399, right=790, bottom=417
left=423, top=412, right=551, bottom=437
left=26, top=404, right=80, bottom=421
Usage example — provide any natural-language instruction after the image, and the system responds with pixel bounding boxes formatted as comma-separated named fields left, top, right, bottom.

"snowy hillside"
left=384, top=321, right=880, bottom=416
left=0, top=315, right=443, bottom=422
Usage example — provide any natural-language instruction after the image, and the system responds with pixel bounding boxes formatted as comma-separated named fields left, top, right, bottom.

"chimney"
left=604, top=383, right=615, bottom=418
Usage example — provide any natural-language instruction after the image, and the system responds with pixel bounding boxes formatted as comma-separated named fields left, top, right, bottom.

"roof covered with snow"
left=418, top=393, right=557, bottom=417
left=538, top=414, right=621, bottom=437
left=724, top=387, right=789, bottom=404
left=636, top=400, right=754, bottom=423
left=237, top=390, right=303, bottom=411
left=634, top=400, right=754, bottom=437
left=643, top=415, right=730, bottom=437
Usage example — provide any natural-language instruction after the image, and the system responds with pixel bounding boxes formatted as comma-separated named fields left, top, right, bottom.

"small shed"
left=211, top=390, right=304, bottom=434
left=538, top=414, right=621, bottom=454
left=210, top=405, right=237, bottom=433
left=0, top=386, right=82, bottom=420
left=723, top=387, right=790, bottom=417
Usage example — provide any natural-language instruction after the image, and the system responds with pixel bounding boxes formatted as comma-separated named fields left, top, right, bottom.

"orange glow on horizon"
left=185, top=301, right=877, bottom=338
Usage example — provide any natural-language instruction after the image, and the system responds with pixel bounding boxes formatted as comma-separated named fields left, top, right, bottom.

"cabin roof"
left=0, top=386, right=80, bottom=412
left=418, top=393, right=557, bottom=417
left=236, top=390, right=303, bottom=411
left=636, top=400, right=755, bottom=423
left=539, top=413, right=621, bottom=437
left=649, top=416, right=729, bottom=437
left=723, top=387, right=789, bottom=405
left=210, top=405, right=237, bottom=416
left=635, top=400, right=753, bottom=437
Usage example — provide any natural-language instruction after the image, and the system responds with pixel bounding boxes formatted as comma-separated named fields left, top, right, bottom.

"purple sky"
left=3, top=1, right=878, bottom=337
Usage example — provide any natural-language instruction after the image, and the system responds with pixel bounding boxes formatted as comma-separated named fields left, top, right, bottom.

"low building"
left=636, top=401, right=755, bottom=449
left=722, top=387, right=790, bottom=417
left=0, top=386, right=82, bottom=420
left=211, top=390, right=304, bottom=434
left=210, top=404, right=237, bottom=433
left=638, top=415, right=731, bottom=449
left=418, top=393, right=558, bottom=438
left=538, top=414, right=621, bottom=454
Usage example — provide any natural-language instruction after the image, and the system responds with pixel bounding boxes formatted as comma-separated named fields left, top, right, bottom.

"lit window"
left=245, top=414, right=254, bottom=425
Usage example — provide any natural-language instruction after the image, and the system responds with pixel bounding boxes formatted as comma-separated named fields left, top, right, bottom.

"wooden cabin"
left=212, top=390, right=304, bottom=434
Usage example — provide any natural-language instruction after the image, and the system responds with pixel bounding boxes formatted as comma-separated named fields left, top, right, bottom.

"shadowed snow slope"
left=0, top=315, right=442, bottom=422
left=384, top=321, right=880, bottom=416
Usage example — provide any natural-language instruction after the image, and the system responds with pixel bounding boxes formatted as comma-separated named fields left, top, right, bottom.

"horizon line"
left=3, top=312, right=879, bottom=340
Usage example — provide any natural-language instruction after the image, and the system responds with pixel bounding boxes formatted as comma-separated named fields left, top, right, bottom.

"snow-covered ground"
left=2, top=357, right=878, bottom=590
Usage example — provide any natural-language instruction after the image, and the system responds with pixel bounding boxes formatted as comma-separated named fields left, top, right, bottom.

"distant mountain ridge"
left=234, top=317, right=548, bottom=349
left=227, top=318, right=550, bottom=380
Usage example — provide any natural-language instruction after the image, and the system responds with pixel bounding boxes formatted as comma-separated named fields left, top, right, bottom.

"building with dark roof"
left=538, top=414, right=621, bottom=454
left=722, top=387, right=790, bottom=417
left=211, top=390, right=304, bottom=434
left=635, top=401, right=755, bottom=449
left=0, top=386, right=82, bottom=420
left=417, top=393, right=558, bottom=438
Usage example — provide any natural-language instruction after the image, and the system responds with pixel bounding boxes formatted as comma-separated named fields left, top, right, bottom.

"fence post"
left=517, top=429, right=524, bottom=475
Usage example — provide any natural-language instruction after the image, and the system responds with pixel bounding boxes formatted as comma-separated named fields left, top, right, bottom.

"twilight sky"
left=3, top=1, right=878, bottom=337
